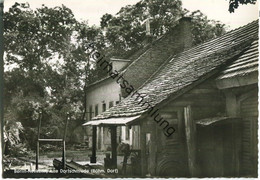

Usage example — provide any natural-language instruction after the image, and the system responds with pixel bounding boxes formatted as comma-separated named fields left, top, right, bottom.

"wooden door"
left=197, top=126, right=224, bottom=177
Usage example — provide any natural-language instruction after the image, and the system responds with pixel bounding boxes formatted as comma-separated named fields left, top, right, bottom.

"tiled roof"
left=93, top=20, right=258, bottom=120
left=120, top=18, right=193, bottom=97
left=216, top=39, right=258, bottom=80
left=87, top=18, right=192, bottom=90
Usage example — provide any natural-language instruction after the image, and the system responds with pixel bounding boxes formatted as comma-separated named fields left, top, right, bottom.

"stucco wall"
left=85, top=78, right=120, bottom=150
left=86, top=78, right=121, bottom=119
left=85, top=78, right=135, bottom=150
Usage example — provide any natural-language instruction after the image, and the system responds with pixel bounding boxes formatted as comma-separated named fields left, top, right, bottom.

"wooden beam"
left=90, top=126, right=97, bottom=163
left=216, top=72, right=258, bottom=89
left=36, top=111, right=70, bottom=170
left=38, top=139, right=63, bottom=142
left=177, top=109, right=185, bottom=141
left=36, top=141, right=39, bottom=170
left=62, top=113, right=69, bottom=169
left=63, top=113, right=69, bottom=140
left=184, top=105, right=198, bottom=177
left=140, top=124, right=147, bottom=176
left=36, top=112, right=42, bottom=170
left=62, top=140, right=66, bottom=169
left=110, top=126, right=117, bottom=168
left=189, top=88, right=219, bottom=94
left=37, top=112, right=42, bottom=140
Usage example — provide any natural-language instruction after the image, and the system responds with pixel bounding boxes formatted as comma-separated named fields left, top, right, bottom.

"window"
left=89, top=105, right=93, bottom=120
left=102, top=102, right=106, bottom=112
left=109, top=101, right=114, bottom=108
left=95, top=104, right=98, bottom=116
left=125, top=126, right=130, bottom=140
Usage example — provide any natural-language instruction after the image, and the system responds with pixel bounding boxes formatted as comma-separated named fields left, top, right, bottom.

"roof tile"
left=93, top=20, right=258, bottom=120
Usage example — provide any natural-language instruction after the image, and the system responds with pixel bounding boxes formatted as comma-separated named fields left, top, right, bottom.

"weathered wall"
left=139, top=78, right=226, bottom=177
left=85, top=78, right=139, bottom=150
left=86, top=79, right=121, bottom=119
left=239, top=91, right=258, bottom=176
left=139, top=76, right=258, bottom=177
left=85, top=78, right=121, bottom=150
left=220, top=84, right=258, bottom=177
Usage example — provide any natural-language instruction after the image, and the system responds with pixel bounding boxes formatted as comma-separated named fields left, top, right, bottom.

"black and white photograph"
left=0, top=0, right=259, bottom=178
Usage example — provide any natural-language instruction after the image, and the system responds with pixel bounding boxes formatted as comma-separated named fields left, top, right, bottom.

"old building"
left=85, top=19, right=258, bottom=177
left=85, top=17, right=194, bottom=151
left=85, top=58, right=129, bottom=150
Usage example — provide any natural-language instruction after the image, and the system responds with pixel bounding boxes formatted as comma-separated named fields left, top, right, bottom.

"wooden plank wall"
left=141, top=79, right=226, bottom=177
left=240, top=95, right=258, bottom=177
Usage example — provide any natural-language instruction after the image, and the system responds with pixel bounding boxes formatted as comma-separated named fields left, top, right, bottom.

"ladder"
left=36, top=110, right=70, bottom=170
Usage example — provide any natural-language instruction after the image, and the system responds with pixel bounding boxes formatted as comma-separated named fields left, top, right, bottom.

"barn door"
left=240, top=95, right=258, bottom=177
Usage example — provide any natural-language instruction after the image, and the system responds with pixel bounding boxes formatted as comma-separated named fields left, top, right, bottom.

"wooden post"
left=36, top=141, right=39, bottom=170
left=63, top=113, right=69, bottom=140
left=62, top=140, right=66, bottom=169
left=177, top=108, right=190, bottom=172
left=177, top=109, right=184, bottom=139
left=140, top=124, right=147, bottom=176
left=225, top=91, right=240, bottom=175
left=110, top=126, right=117, bottom=168
left=184, top=105, right=197, bottom=177
left=62, top=113, right=69, bottom=169
left=90, top=126, right=97, bottom=163
left=36, top=111, right=42, bottom=170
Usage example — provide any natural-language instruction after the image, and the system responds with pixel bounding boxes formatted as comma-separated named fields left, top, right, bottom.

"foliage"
left=190, top=10, right=226, bottom=45
left=3, top=108, right=30, bottom=156
left=4, top=112, right=24, bottom=147
left=229, top=0, right=257, bottom=12
left=100, top=0, right=183, bottom=58
left=100, top=0, right=226, bottom=58
left=4, top=1, right=227, bottom=154
left=4, top=3, right=103, bottom=152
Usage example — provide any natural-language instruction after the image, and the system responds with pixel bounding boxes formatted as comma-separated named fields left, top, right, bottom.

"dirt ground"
left=5, top=149, right=125, bottom=172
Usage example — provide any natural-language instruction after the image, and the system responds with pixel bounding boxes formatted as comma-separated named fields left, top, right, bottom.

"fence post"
left=36, top=111, right=42, bottom=170
left=62, top=113, right=69, bottom=169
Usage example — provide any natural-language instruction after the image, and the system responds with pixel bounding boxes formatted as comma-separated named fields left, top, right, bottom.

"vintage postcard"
left=1, top=0, right=259, bottom=178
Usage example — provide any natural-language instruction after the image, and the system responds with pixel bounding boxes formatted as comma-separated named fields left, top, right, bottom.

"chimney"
left=176, top=16, right=193, bottom=51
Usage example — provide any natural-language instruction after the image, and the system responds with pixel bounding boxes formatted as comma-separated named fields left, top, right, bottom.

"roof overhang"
left=196, top=117, right=241, bottom=127
left=216, top=71, right=258, bottom=89
left=82, top=115, right=141, bottom=126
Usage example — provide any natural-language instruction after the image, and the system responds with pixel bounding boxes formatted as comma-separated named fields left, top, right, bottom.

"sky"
left=3, top=0, right=259, bottom=30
